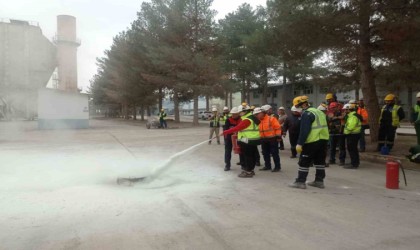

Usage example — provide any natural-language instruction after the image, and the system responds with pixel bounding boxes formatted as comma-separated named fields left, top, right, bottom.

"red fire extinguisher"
left=232, top=134, right=241, bottom=154
left=386, top=159, right=399, bottom=189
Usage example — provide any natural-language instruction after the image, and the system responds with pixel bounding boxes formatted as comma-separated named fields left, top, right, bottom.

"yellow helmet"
left=325, top=93, right=334, bottom=100
left=293, top=96, right=301, bottom=106
left=384, top=94, right=395, bottom=101
left=250, top=105, right=256, bottom=110
left=296, top=96, right=309, bottom=106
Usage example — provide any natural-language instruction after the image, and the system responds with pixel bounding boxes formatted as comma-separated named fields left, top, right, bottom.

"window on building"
left=303, top=85, right=313, bottom=95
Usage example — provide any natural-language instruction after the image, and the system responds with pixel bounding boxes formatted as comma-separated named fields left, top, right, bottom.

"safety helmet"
left=278, top=106, right=285, bottom=110
left=261, top=104, right=272, bottom=111
left=317, top=103, right=328, bottom=111
left=241, top=102, right=248, bottom=107
left=348, top=100, right=357, bottom=104
left=230, top=107, right=239, bottom=114
left=384, top=94, right=395, bottom=101
left=237, top=105, right=251, bottom=112
left=416, top=92, right=420, bottom=98
left=292, top=96, right=301, bottom=106
left=212, top=107, right=217, bottom=112
left=329, top=102, right=339, bottom=109
left=250, top=105, right=256, bottom=110
left=291, top=106, right=302, bottom=113
left=342, top=104, right=351, bottom=110
left=325, top=93, right=334, bottom=100
left=223, top=106, right=229, bottom=111
left=296, top=96, right=309, bottom=106
left=161, top=108, right=164, bottom=111
left=253, top=107, right=264, bottom=115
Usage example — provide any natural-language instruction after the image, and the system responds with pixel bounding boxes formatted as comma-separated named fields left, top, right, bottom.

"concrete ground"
left=1, top=119, right=420, bottom=250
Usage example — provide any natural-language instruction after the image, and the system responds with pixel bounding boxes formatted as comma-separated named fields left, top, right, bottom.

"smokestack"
left=55, top=15, right=80, bottom=92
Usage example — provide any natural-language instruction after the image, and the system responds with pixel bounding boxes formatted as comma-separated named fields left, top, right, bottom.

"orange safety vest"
left=259, top=115, right=282, bottom=139
left=357, top=107, right=369, bottom=125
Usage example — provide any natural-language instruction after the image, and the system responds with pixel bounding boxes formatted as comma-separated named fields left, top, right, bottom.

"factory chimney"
left=54, top=15, right=80, bottom=92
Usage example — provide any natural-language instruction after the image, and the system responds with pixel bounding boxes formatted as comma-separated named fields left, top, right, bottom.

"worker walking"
left=343, top=104, right=362, bottom=169
left=223, top=107, right=241, bottom=171
left=222, top=105, right=261, bottom=178
left=377, top=94, right=405, bottom=151
left=288, top=96, right=329, bottom=189
left=208, top=107, right=221, bottom=145
left=158, top=108, right=167, bottom=129
left=256, top=107, right=282, bottom=172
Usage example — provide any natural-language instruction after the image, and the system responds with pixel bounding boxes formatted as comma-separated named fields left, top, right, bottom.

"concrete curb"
left=360, top=152, right=420, bottom=170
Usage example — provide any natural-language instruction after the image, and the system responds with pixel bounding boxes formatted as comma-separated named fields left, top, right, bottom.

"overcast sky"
left=0, top=0, right=266, bottom=92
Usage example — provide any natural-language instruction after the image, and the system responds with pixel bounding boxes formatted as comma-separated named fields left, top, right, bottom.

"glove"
left=296, top=144, right=303, bottom=154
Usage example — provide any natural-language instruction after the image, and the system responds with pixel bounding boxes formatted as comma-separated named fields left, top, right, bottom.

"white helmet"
left=253, top=107, right=264, bottom=115
left=223, top=106, right=229, bottom=111
left=317, top=104, right=327, bottom=111
left=212, top=107, right=217, bottom=112
left=416, top=92, right=420, bottom=98
left=348, top=100, right=357, bottom=104
left=230, top=107, right=239, bottom=114
left=237, top=105, right=250, bottom=112
left=291, top=106, right=302, bottom=113
left=261, top=104, right=272, bottom=111
left=278, top=106, right=285, bottom=110
left=342, top=104, right=351, bottom=110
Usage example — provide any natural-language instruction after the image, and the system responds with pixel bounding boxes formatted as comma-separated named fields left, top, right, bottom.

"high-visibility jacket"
left=357, top=107, right=369, bottom=125
left=305, top=107, right=329, bottom=143
left=238, top=114, right=260, bottom=143
left=413, top=104, right=420, bottom=122
left=259, top=114, right=281, bottom=139
left=220, top=113, right=230, bottom=125
left=344, top=111, right=362, bottom=135
left=159, top=111, right=167, bottom=120
left=379, top=104, right=401, bottom=127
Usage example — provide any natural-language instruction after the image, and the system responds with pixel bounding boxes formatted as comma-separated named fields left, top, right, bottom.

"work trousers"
left=415, top=121, right=420, bottom=145
left=296, top=140, right=328, bottom=183
left=377, top=124, right=397, bottom=150
left=160, top=119, right=167, bottom=128
left=238, top=141, right=258, bottom=172
left=289, top=133, right=299, bottom=157
left=224, top=135, right=233, bottom=167
left=329, top=134, right=346, bottom=163
left=209, top=127, right=220, bottom=143
left=346, top=133, right=360, bottom=167
left=261, top=140, right=281, bottom=170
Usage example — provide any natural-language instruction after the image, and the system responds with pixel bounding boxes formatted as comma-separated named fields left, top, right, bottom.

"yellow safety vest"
left=380, top=105, right=401, bottom=127
left=344, top=111, right=361, bottom=135
left=305, top=107, right=329, bottom=144
left=238, top=113, right=260, bottom=143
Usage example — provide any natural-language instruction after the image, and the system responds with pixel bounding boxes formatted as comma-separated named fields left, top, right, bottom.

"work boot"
left=288, top=182, right=307, bottom=189
left=250, top=171, right=255, bottom=176
left=224, top=165, right=231, bottom=171
left=236, top=162, right=242, bottom=165
left=307, top=181, right=325, bottom=189
left=271, top=168, right=281, bottom=172
left=238, top=171, right=253, bottom=178
left=217, top=141, right=221, bottom=145
left=259, top=167, right=271, bottom=171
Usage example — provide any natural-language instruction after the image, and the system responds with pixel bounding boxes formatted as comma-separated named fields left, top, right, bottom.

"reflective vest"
left=238, top=113, right=260, bottom=143
left=159, top=112, right=167, bottom=120
left=259, top=115, right=281, bottom=139
left=357, top=107, right=369, bottom=125
left=344, top=111, right=361, bottom=134
left=305, top=107, right=329, bottom=144
left=380, top=105, right=401, bottom=127
left=414, top=105, right=420, bottom=122
left=220, top=113, right=230, bottom=125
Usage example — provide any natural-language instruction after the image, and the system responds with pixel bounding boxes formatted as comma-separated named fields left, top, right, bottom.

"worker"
left=277, top=106, right=287, bottom=150
left=222, top=105, right=261, bottom=178
left=262, top=104, right=279, bottom=119
left=343, top=103, right=362, bottom=169
left=223, top=107, right=241, bottom=171
left=357, top=98, right=369, bottom=152
left=289, top=96, right=329, bottom=189
left=256, top=107, right=282, bottom=172
left=158, top=108, right=167, bottom=129
left=208, top=107, right=221, bottom=145
left=326, top=93, right=343, bottom=116
left=377, top=94, right=405, bottom=151
left=248, top=105, right=261, bottom=167
left=412, top=92, right=420, bottom=145
left=282, top=105, right=302, bottom=158
left=317, top=103, right=328, bottom=113
left=327, top=101, right=346, bottom=165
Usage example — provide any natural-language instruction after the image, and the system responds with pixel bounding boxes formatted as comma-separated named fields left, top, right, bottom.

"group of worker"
left=207, top=91, right=419, bottom=189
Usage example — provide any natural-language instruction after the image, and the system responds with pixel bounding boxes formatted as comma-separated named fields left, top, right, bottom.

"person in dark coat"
left=223, top=107, right=241, bottom=171
left=282, top=106, right=302, bottom=158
